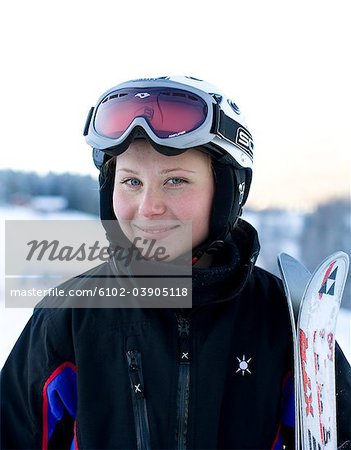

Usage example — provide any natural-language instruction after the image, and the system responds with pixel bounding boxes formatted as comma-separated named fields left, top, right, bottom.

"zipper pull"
left=127, top=350, right=145, bottom=399
left=176, top=314, right=190, bottom=364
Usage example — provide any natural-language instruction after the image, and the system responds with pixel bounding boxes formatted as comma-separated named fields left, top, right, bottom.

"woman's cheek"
left=182, top=191, right=211, bottom=220
left=113, top=191, right=135, bottom=221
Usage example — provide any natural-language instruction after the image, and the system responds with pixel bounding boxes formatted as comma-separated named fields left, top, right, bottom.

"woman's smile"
left=132, top=222, right=181, bottom=240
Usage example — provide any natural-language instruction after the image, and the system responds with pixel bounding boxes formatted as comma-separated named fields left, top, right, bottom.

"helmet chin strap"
left=191, top=222, right=232, bottom=265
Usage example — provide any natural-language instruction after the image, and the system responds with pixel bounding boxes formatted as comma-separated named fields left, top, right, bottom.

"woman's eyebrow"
left=116, top=168, right=140, bottom=174
left=161, top=168, right=196, bottom=174
left=116, top=168, right=196, bottom=174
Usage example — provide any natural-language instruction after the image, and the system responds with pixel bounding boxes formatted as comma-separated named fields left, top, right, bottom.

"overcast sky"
left=1, top=0, right=350, bottom=211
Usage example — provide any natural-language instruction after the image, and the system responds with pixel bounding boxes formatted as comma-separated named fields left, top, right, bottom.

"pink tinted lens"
left=94, top=88, right=208, bottom=139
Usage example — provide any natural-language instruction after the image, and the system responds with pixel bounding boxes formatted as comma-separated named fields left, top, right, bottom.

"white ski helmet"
left=84, top=76, right=254, bottom=258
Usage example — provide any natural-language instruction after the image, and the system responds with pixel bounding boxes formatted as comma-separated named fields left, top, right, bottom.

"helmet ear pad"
left=209, top=159, right=252, bottom=237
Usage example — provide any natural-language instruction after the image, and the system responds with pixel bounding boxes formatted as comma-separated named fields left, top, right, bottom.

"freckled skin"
left=113, top=140, right=214, bottom=260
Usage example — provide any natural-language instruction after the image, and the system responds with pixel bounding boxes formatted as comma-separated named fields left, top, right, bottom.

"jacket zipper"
left=126, top=350, right=151, bottom=450
left=175, top=313, right=191, bottom=450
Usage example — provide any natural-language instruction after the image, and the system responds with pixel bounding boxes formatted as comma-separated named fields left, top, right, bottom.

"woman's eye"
left=122, top=178, right=141, bottom=187
left=121, top=177, right=187, bottom=188
left=166, top=177, right=186, bottom=186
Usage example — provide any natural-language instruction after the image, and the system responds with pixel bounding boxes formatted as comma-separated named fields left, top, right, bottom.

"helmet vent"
left=185, top=76, right=203, bottom=81
left=102, top=92, right=128, bottom=103
left=159, top=91, right=200, bottom=102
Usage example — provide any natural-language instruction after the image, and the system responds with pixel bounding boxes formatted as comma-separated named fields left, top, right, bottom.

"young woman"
left=1, top=76, right=350, bottom=449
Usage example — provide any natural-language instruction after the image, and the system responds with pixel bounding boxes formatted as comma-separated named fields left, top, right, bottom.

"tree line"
left=0, top=170, right=99, bottom=215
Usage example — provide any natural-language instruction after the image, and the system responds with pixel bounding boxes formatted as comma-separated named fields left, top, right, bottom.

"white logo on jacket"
left=236, top=355, right=252, bottom=376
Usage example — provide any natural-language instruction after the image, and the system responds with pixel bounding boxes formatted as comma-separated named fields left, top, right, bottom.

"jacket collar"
left=191, top=219, right=260, bottom=308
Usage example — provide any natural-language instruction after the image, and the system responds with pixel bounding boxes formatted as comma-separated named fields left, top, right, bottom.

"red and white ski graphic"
left=278, top=252, right=349, bottom=450
left=298, top=252, right=348, bottom=450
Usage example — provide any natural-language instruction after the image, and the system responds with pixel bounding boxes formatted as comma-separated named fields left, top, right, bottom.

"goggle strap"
left=217, top=110, right=240, bottom=140
left=217, top=110, right=254, bottom=158
left=210, top=103, right=220, bottom=135
left=83, top=107, right=94, bottom=136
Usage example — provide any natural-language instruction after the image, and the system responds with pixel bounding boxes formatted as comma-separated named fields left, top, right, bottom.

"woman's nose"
left=138, top=187, right=166, bottom=217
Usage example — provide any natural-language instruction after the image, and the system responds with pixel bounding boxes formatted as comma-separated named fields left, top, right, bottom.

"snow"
left=1, top=206, right=350, bottom=368
left=0, top=205, right=97, bottom=367
left=30, top=195, right=68, bottom=212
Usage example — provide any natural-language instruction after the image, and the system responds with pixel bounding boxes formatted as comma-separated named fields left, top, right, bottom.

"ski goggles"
left=84, top=80, right=253, bottom=167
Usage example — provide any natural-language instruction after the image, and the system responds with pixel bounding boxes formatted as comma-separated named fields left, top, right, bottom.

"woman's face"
left=113, top=140, right=215, bottom=261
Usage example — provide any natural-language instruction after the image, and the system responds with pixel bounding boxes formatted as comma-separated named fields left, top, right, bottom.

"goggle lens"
left=94, top=88, right=208, bottom=139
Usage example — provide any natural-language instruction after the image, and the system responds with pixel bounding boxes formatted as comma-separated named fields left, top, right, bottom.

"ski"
left=278, top=252, right=349, bottom=450
left=278, top=253, right=311, bottom=450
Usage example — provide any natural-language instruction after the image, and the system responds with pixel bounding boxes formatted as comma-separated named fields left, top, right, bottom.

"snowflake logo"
left=236, top=355, right=252, bottom=376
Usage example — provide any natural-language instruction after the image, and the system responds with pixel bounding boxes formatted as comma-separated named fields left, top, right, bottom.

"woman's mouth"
left=132, top=224, right=180, bottom=240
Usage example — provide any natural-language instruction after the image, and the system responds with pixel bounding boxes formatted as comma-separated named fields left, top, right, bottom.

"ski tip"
left=325, top=251, right=349, bottom=265
left=277, top=253, right=309, bottom=273
left=278, top=253, right=298, bottom=264
left=278, top=252, right=349, bottom=280
left=311, top=251, right=349, bottom=283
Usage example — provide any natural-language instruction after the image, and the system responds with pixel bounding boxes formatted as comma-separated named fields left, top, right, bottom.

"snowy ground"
left=1, top=205, right=97, bottom=367
left=1, top=206, right=350, bottom=367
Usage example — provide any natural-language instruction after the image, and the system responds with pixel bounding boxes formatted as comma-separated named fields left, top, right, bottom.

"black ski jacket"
left=1, top=220, right=351, bottom=449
